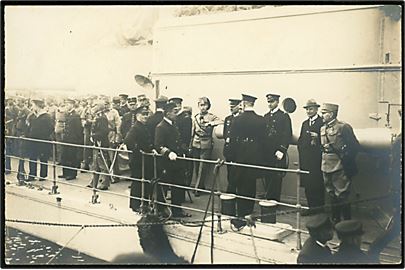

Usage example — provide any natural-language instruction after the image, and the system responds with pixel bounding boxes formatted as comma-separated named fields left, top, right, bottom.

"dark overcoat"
left=297, top=237, right=332, bottom=264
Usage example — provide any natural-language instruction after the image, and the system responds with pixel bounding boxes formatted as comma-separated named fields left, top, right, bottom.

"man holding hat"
left=298, top=99, right=325, bottom=216
left=228, top=94, right=266, bottom=225
left=333, top=220, right=371, bottom=264
left=124, top=105, right=154, bottom=212
left=154, top=101, right=191, bottom=218
left=223, top=98, right=241, bottom=193
left=121, top=97, right=138, bottom=139
left=263, top=93, right=292, bottom=202
left=320, top=103, right=360, bottom=223
left=59, top=98, right=83, bottom=180
left=26, top=98, right=55, bottom=181
left=297, top=214, right=334, bottom=264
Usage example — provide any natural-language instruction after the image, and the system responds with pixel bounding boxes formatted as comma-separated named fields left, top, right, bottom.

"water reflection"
left=5, top=226, right=106, bottom=265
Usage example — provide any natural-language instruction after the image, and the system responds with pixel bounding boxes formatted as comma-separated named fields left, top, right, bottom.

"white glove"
left=152, top=149, right=159, bottom=155
left=275, top=150, right=284, bottom=160
left=168, top=152, right=177, bottom=161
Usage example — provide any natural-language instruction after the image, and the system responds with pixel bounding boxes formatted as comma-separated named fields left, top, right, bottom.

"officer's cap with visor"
left=266, top=93, right=280, bottom=103
left=112, top=96, right=121, bottom=104
left=168, top=97, right=183, bottom=105
left=241, top=94, right=257, bottom=104
left=335, top=220, right=364, bottom=238
left=306, top=214, right=332, bottom=233
left=134, top=105, right=150, bottom=116
left=163, top=101, right=178, bottom=113
left=119, top=94, right=128, bottom=99
left=32, top=98, right=45, bottom=107
left=228, top=99, right=241, bottom=107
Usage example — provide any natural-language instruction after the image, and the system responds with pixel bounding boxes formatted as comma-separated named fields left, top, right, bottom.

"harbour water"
left=4, top=226, right=106, bottom=265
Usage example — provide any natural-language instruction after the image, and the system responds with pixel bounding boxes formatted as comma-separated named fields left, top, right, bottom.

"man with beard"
left=27, top=99, right=54, bottom=181
left=124, top=106, right=154, bottom=212
left=263, top=93, right=292, bottom=202
left=223, top=98, right=241, bottom=194
left=297, top=99, right=325, bottom=216
left=59, top=98, right=83, bottom=180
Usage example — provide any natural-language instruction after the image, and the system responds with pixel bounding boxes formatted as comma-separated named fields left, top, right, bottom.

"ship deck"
left=4, top=157, right=402, bottom=264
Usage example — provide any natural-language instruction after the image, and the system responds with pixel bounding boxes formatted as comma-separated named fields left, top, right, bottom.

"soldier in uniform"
left=105, top=99, right=122, bottom=183
left=26, top=99, right=55, bottom=181
left=124, top=106, right=154, bottom=212
left=263, top=93, right=292, bottom=202
left=191, top=97, right=222, bottom=196
left=15, top=97, right=30, bottom=181
left=297, top=214, right=334, bottom=264
left=80, top=98, right=94, bottom=171
left=320, top=103, right=360, bottom=223
left=59, top=98, right=84, bottom=180
left=5, top=97, right=18, bottom=175
left=121, top=97, right=138, bottom=139
left=229, top=94, right=266, bottom=227
left=112, top=96, right=121, bottom=113
left=118, top=94, right=130, bottom=117
left=333, top=220, right=371, bottom=264
left=297, top=99, right=325, bottom=216
left=87, top=103, right=111, bottom=190
left=146, top=96, right=168, bottom=143
left=155, top=102, right=191, bottom=218
left=223, top=98, right=241, bottom=194
left=55, top=103, right=67, bottom=164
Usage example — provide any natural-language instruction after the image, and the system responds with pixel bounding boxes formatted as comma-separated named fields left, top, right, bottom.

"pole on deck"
left=50, top=141, right=59, bottom=195
left=295, top=169, right=302, bottom=250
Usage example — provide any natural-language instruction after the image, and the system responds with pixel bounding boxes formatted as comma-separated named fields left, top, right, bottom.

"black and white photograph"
left=2, top=3, right=403, bottom=266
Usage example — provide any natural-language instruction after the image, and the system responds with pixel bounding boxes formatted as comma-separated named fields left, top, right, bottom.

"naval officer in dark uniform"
left=263, top=93, right=292, bottom=202
left=229, top=94, right=266, bottom=225
left=297, top=214, right=334, bottom=264
left=223, top=98, right=241, bottom=194
left=297, top=99, right=325, bottom=215
left=120, top=97, right=138, bottom=139
left=124, top=106, right=154, bottom=212
left=155, top=102, right=191, bottom=218
left=59, top=98, right=83, bottom=180
left=146, top=96, right=168, bottom=143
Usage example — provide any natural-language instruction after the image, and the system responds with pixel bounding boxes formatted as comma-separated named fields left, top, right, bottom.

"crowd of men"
left=4, top=91, right=400, bottom=264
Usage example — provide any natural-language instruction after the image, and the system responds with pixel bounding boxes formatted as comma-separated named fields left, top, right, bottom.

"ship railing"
left=4, top=135, right=315, bottom=250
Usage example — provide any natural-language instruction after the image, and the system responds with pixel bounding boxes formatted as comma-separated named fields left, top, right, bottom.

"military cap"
left=134, top=105, right=150, bottom=115
left=321, top=103, right=339, bottom=112
left=112, top=96, right=121, bottom=104
left=154, top=95, right=169, bottom=103
left=335, top=220, right=364, bottom=237
left=266, top=93, right=280, bottom=102
left=65, top=98, right=76, bottom=104
left=303, top=99, right=320, bottom=109
left=163, top=101, right=178, bottom=112
left=128, top=97, right=137, bottom=105
left=242, top=94, right=257, bottom=103
left=93, top=103, right=105, bottom=113
left=168, top=97, right=183, bottom=104
left=119, top=94, right=128, bottom=99
left=32, top=98, right=45, bottom=106
left=306, top=214, right=332, bottom=232
left=228, top=99, right=241, bottom=106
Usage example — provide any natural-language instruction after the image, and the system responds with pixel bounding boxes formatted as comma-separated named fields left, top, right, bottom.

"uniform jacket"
left=16, top=106, right=30, bottom=136
left=118, top=104, right=130, bottom=117
left=297, top=115, right=323, bottom=171
left=91, top=113, right=109, bottom=147
left=263, top=108, right=292, bottom=155
left=124, top=121, right=154, bottom=178
left=223, top=114, right=236, bottom=160
left=297, top=237, right=332, bottom=264
left=332, top=243, right=371, bottom=264
left=27, top=111, right=55, bottom=156
left=5, top=104, right=18, bottom=136
left=177, top=112, right=193, bottom=151
left=191, top=112, right=222, bottom=150
left=80, top=106, right=94, bottom=130
left=64, top=109, right=84, bottom=144
left=55, top=108, right=66, bottom=134
left=146, top=110, right=164, bottom=143
left=320, top=119, right=360, bottom=173
left=105, top=108, right=121, bottom=143
left=121, top=111, right=137, bottom=139
left=229, top=110, right=266, bottom=166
